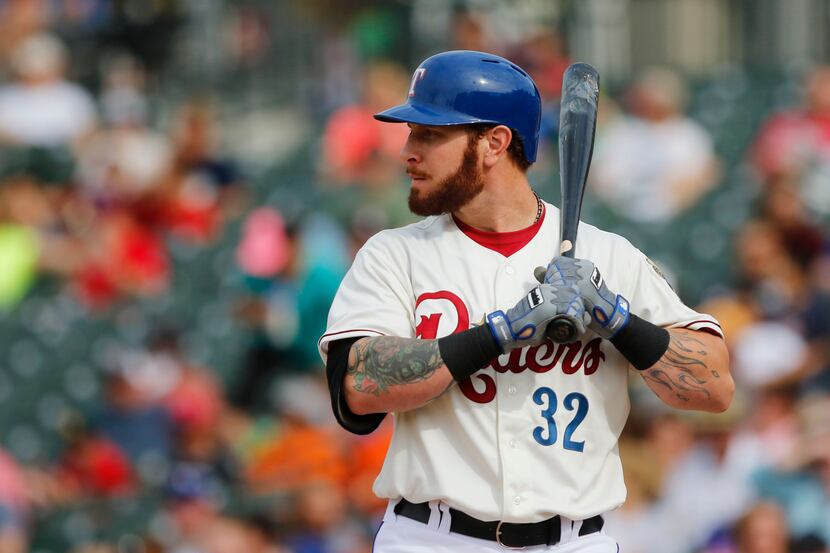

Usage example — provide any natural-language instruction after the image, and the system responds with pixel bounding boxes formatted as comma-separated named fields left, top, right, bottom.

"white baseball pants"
left=374, top=500, right=620, bottom=553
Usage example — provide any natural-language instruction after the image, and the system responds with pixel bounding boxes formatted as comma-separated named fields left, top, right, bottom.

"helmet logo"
left=408, top=68, right=427, bottom=97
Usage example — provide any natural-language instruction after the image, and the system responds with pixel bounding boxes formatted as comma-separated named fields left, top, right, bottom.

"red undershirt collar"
left=452, top=204, right=546, bottom=257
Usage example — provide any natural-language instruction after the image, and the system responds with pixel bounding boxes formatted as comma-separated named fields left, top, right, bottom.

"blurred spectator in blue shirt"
left=231, top=208, right=348, bottom=413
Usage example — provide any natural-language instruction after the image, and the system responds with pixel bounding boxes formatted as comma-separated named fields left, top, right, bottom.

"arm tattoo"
left=348, top=337, right=445, bottom=396
left=641, top=331, right=716, bottom=403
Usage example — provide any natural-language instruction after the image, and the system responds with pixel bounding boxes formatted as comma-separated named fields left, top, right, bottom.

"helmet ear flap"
left=373, top=50, right=542, bottom=163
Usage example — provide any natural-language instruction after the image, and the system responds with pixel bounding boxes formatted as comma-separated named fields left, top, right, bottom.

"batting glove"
left=487, top=282, right=590, bottom=353
left=535, top=256, right=630, bottom=340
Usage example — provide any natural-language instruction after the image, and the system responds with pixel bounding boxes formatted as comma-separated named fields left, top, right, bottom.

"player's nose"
left=400, top=133, right=421, bottom=164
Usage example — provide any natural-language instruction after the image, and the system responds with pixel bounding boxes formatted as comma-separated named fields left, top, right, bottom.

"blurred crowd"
left=0, top=3, right=828, bottom=553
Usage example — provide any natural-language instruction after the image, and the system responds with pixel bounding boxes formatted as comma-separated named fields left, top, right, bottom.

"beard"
left=408, top=137, right=484, bottom=217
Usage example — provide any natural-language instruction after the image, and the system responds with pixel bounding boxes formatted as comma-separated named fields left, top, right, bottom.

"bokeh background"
left=0, top=1, right=828, bottom=552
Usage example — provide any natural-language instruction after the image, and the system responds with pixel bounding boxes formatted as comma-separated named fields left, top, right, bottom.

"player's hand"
left=487, top=283, right=589, bottom=353
left=535, top=256, right=630, bottom=340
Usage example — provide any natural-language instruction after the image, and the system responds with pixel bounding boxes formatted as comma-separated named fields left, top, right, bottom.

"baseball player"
left=318, top=50, right=733, bottom=552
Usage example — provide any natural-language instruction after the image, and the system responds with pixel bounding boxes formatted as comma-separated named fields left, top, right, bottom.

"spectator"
left=450, top=9, right=492, bottom=53
left=285, top=480, right=373, bottom=553
left=760, top=177, right=827, bottom=269
left=729, top=384, right=800, bottom=469
left=510, top=28, right=571, bottom=147
left=231, top=210, right=347, bottom=413
left=344, top=419, right=393, bottom=520
left=733, top=501, right=790, bottom=553
left=589, top=67, right=719, bottom=222
left=56, top=420, right=134, bottom=497
left=155, top=100, right=246, bottom=243
left=0, top=178, right=41, bottom=310
left=244, top=376, right=347, bottom=493
left=603, top=436, right=674, bottom=553
left=0, top=175, right=89, bottom=308
left=161, top=463, right=229, bottom=553
left=321, top=60, right=409, bottom=188
left=654, top=405, right=757, bottom=552
left=754, top=395, right=830, bottom=545
left=0, top=449, right=29, bottom=553
left=0, top=32, right=96, bottom=147
left=91, top=356, right=176, bottom=467
left=752, top=66, right=830, bottom=217
left=71, top=210, right=171, bottom=309
left=74, top=57, right=172, bottom=207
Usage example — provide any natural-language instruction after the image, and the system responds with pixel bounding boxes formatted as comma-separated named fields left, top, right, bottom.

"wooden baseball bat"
left=546, top=63, right=600, bottom=343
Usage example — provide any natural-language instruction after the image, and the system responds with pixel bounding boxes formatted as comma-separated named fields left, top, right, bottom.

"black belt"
left=394, top=498, right=604, bottom=549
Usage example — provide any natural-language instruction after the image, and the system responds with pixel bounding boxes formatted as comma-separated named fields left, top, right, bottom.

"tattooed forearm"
left=640, top=329, right=733, bottom=412
left=348, top=336, right=446, bottom=396
left=642, top=333, right=711, bottom=401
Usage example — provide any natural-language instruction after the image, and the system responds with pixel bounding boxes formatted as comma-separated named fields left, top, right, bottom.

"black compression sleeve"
left=325, top=338, right=385, bottom=435
left=438, top=324, right=501, bottom=381
left=610, top=314, right=670, bottom=371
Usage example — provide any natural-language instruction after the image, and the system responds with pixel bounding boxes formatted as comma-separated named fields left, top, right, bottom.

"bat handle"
left=546, top=317, right=578, bottom=344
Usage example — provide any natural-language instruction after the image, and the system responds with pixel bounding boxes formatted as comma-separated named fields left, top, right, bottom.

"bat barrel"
left=547, top=62, right=600, bottom=343
left=557, top=62, right=599, bottom=260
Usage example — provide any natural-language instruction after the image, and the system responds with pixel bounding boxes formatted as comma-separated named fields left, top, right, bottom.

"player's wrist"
left=591, top=294, right=631, bottom=339
left=438, top=324, right=502, bottom=382
left=486, top=310, right=514, bottom=353
left=609, top=314, right=670, bottom=371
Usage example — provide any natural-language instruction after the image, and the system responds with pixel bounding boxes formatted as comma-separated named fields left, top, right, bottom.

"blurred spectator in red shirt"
left=153, top=100, right=246, bottom=243
left=57, top=416, right=134, bottom=497
left=0, top=32, right=96, bottom=147
left=752, top=66, right=830, bottom=217
left=72, top=210, right=170, bottom=309
left=321, top=60, right=409, bottom=187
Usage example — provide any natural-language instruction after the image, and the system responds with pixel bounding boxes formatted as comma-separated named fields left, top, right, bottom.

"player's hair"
left=465, top=124, right=532, bottom=172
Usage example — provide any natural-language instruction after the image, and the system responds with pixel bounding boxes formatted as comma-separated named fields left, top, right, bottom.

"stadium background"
left=0, top=0, right=828, bottom=551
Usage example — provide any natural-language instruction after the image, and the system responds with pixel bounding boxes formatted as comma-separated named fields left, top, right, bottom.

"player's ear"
left=482, top=125, right=512, bottom=168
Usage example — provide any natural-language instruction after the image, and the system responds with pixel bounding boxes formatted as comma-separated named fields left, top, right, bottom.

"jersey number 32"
left=532, top=386, right=588, bottom=452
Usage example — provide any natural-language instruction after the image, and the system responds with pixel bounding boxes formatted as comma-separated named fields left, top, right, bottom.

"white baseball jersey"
left=318, top=202, right=722, bottom=523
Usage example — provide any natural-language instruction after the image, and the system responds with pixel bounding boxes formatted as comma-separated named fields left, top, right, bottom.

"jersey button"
left=505, top=266, right=515, bottom=275
left=513, top=496, right=522, bottom=505
left=509, top=439, right=517, bottom=448
left=508, top=385, right=517, bottom=395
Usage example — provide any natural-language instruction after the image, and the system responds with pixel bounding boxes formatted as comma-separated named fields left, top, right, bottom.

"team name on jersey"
left=459, top=338, right=606, bottom=404
left=414, top=289, right=607, bottom=405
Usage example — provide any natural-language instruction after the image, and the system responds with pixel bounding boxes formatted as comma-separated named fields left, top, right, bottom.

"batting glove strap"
left=610, top=314, right=670, bottom=371
left=487, top=310, right=515, bottom=354
left=592, top=294, right=631, bottom=339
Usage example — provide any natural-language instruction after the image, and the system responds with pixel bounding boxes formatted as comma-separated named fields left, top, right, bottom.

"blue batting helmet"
left=374, top=50, right=543, bottom=162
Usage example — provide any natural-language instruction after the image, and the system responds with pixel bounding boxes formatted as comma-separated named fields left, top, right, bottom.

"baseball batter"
left=318, top=50, right=733, bottom=552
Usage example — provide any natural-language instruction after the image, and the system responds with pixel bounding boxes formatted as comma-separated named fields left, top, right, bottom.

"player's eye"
left=416, top=128, right=438, bottom=140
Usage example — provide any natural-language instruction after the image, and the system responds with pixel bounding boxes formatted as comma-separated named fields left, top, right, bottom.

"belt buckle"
left=495, top=520, right=524, bottom=550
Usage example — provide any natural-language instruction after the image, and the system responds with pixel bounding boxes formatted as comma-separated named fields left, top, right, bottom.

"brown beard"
left=408, top=135, right=484, bottom=216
